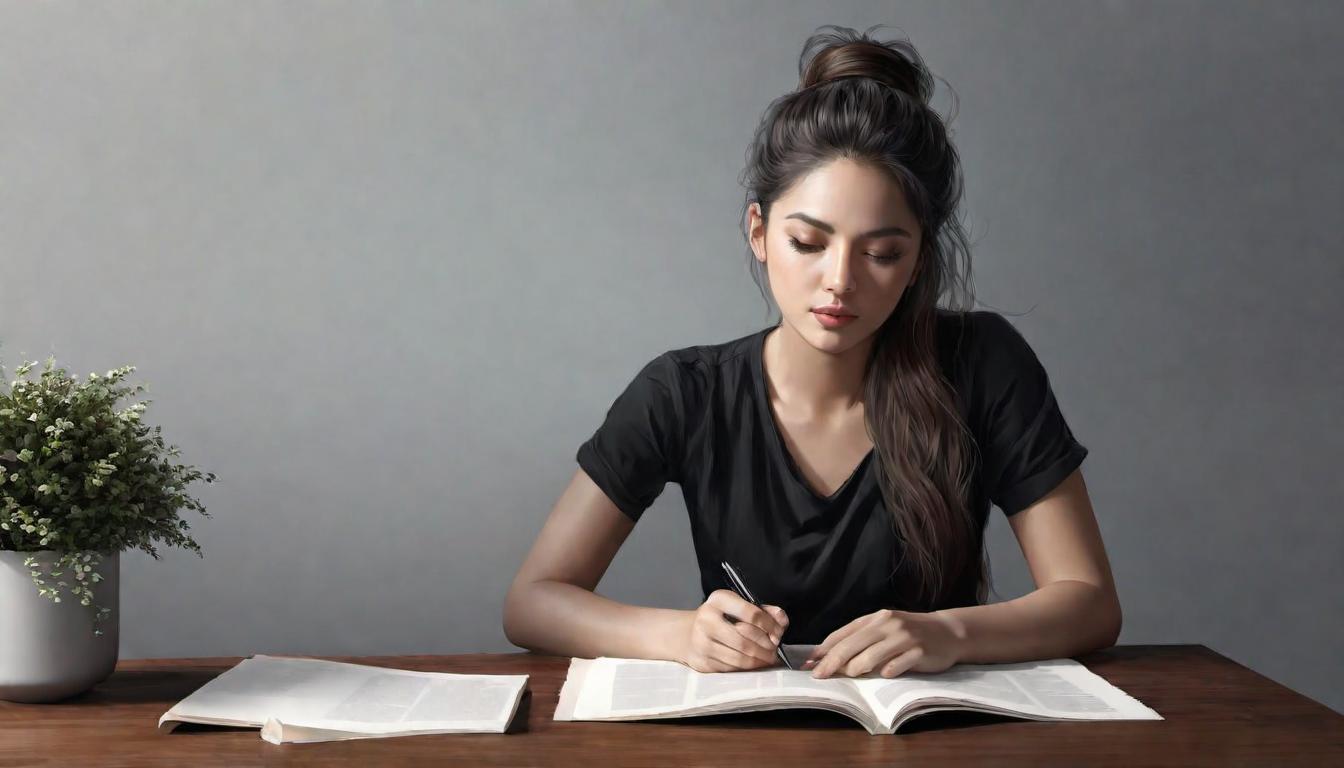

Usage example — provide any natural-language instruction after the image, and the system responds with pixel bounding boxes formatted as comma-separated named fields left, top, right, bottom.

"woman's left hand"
left=802, top=609, right=964, bottom=679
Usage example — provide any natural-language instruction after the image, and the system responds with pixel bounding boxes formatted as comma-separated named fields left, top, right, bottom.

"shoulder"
left=935, top=307, right=1024, bottom=346
left=643, top=328, right=761, bottom=389
left=935, top=308, right=1041, bottom=372
left=934, top=309, right=1059, bottom=423
left=612, top=328, right=763, bottom=427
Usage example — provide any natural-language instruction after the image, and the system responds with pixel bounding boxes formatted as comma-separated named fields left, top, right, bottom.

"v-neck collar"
left=751, top=325, right=875, bottom=504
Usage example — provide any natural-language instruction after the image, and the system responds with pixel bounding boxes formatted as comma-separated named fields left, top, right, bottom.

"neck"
left=762, top=321, right=875, bottom=418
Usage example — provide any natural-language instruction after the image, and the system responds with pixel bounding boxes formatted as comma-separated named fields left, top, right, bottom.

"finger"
left=727, top=616, right=778, bottom=657
left=706, top=589, right=743, bottom=614
left=817, top=612, right=884, bottom=656
left=711, top=620, right=776, bottom=664
left=708, top=591, right=754, bottom=627
left=843, top=638, right=909, bottom=678
left=720, top=610, right=776, bottom=653
left=807, top=615, right=869, bottom=662
left=701, top=655, right=733, bottom=673
left=878, top=646, right=925, bottom=678
left=812, top=627, right=884, bottom=678
left=763, top=605, right=790, bottom=634
left=738, top=602, right=784, bottom=641
left=710, top=591, right=784, bottom=640
left=708, top=636, right=765, bottom=670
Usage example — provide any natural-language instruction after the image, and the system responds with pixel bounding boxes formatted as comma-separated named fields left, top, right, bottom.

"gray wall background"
left=1, top=1, right=1340, bottom=713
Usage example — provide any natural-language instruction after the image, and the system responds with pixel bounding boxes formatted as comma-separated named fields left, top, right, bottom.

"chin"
left=801, top=320, right=866, bottom=354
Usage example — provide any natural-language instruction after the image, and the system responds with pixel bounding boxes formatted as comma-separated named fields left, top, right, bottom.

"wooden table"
left=1, top=645, right=1340, bottom=766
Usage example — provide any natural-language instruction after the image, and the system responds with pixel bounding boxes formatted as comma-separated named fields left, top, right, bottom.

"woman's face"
left=748, top=157, right=922, bottom=355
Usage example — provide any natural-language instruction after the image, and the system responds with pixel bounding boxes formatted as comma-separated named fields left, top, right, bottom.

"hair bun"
left=797, top=24, right=933, bottom=107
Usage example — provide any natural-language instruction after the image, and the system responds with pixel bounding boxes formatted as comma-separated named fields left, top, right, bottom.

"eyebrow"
left=784, top=212, right=912, bottom=240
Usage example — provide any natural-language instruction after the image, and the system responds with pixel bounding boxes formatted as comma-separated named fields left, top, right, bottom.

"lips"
left=812, top=306, right=857, bottom=317
left=812, top=310, right=857, bottom=329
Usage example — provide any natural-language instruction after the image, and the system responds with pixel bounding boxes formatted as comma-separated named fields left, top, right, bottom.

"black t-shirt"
left=576, top=309, right=1089, bottom=644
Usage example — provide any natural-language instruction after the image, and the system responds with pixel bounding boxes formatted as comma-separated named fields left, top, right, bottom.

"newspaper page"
left=848, top=658, right=1162, bottom=730
left=158, top=655, right=528, bottom=743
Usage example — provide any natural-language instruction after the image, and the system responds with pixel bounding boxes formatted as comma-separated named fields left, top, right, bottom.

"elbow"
left=503, top=577, right=559, bottom=653
left=1097, top=592, right=1123, bottom=650
left=1098, top=616, right=1122, bottom=651
left=1074, top=581, right=1122, bottom=652
left=501, top=580, right=533, bottom=651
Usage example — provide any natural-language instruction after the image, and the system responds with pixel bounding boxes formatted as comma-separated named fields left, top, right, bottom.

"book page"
left=158, top=655, right=528, bottom=742
left=567, top=657, right=866, bottom=720
left=848, top=658, right=1161, bottom=728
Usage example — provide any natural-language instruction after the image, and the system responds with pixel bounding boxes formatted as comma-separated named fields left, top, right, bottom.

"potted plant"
left=0, top=355, right=216, bottom=703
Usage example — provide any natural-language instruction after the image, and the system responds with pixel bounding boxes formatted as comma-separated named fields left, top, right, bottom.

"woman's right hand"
left=675, top=589, right=789, bottom=672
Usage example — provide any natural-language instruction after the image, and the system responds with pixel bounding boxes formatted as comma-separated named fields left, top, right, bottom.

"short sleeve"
left=973, top=313, right=1089, bottom=516
left=576, top=353, right=685, bottom=522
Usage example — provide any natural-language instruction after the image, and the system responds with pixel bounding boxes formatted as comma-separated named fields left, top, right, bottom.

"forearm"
left=503, top=578, right=688, bottom=662
left=934, top=580, right=1122, bottom=665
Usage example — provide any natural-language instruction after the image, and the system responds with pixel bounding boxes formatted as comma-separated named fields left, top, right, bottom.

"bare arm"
left=503, top=468, right=789, bottom=670
left=502, top=468, right=689, bottom=661
left=934, top=468, right=1123, bottom=663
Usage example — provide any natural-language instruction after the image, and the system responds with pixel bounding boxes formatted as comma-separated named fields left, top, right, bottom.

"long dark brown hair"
left=738, top=24, right=990, bottom=610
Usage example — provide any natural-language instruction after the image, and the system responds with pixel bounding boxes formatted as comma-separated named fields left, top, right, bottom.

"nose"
left=823, top=248, right=856, bottom=294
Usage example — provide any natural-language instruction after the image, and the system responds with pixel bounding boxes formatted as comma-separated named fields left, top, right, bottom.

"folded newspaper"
left=158, top=655, right=528, bottom=744
left=556, top=645, right=1160, bottom=735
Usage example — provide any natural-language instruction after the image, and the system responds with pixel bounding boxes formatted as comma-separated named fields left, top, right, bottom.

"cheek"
left=765, top=252, right=814, bottom=293
left=877, top=261, right=917, bottom=294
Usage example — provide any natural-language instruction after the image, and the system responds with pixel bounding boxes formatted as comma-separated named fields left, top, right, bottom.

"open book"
left=556, top=645, right=1161, bottom=735
left=158, top=655, right=528, bottom=744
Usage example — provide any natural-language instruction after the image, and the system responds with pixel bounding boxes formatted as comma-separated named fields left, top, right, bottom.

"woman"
left=503, top=25, right=1121, bottom=680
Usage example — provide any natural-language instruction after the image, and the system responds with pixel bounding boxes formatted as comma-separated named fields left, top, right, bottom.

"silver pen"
left=720, top=561, right=793, bottom=670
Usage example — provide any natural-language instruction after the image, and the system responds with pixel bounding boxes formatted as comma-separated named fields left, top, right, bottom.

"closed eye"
left=787, top=237, right=900, bottom=264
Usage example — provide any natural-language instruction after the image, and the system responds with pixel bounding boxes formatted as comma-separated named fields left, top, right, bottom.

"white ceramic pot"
left=0, top=550, right=119, bottom=703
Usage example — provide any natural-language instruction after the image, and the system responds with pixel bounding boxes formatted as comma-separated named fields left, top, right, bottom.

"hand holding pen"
left=720, top=561, right=794, bottom=670
left=672, top=565, right=790, bottom=673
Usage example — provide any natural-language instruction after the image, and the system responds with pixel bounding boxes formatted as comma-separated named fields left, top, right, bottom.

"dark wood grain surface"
left=1, top=645, right=1340, bottom=767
